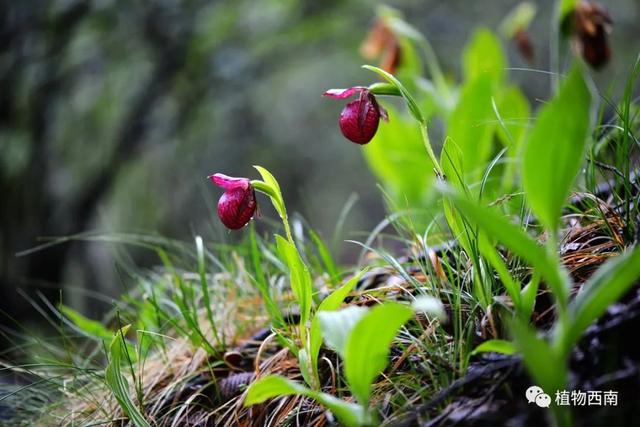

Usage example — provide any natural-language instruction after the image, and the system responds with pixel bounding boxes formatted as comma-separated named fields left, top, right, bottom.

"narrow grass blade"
left=561, top=248, right=640, bottom=356
left=344, top=303, right=414, bottom=405
left=104, top=325, right=151, bottom=427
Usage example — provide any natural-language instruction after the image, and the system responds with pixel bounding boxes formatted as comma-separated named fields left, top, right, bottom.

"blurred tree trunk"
left=0, top=1, right=197, bottom=327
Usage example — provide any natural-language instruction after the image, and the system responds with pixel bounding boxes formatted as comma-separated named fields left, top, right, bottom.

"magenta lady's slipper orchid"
left=208, top=173, right=257, bottom=230
left=570, top=1, right=612, bottom=69
left=323, top=86, right=388, bottom=145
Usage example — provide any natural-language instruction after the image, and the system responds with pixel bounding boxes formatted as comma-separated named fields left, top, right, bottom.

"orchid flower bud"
left=360, top=18, right=402, bottom=74
left=208, top=173, right=257, bottom=230
left=514, top=29, right=534, bottom=63
left=323, top=86, right=389, bottom=145
left=570, top=1, right=612, bottom=69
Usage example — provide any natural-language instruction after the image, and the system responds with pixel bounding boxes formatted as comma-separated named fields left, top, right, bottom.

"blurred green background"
left=1, top=0, right=638, bottom=328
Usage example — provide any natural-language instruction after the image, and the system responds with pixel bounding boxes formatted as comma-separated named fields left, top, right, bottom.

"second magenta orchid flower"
left=323, top=86, right=388, bottom=145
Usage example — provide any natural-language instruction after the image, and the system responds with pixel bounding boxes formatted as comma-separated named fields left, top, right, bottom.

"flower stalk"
left=250, top=180, right=294, bottom=244
left=420, top=124, right=445, bottom=180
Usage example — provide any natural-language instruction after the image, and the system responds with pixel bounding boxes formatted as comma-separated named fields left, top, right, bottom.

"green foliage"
left=499, top=2, right=537, bottom=38
left=445, top=75, right=496, bottom=186
left=275, top=235, right=313, bottom=329
left=157, top=249, right=218, bottom=354
left=478, top=235, right=521, bottom=307
left=249, top=226, right=284, bottom=328
left=60, top=305, right=113, bottom=340
left=310, top=270, right=366, bottom=382
left=363, top=65, right=425, bottom=124
left=364, top=64, right=443, bottom=177
left=522, top=66, right=591, bottom=233
left=462, top=29, right=506, bottom=84
left=560, top=0, right=579, bottom=21
left=344, top=302, right=414, bottom=405
left=560, top=249, right=640, bottom=356
left=253, top=165, right=289, bottom=228
left=309, top=229, right=340, bottom=282
left=245, top=375, right=368, bottom=427
left=105, top=326, right=150, bottom=427
left=511, top=318, right=567, bottom=399
left=470, top=339, right=516, bottom=356
left=441, top=185, right=569, bottom=309
left=196, top=235, right=223, bottom=350
left=247, top=301, right=417, bottom=425
left=494, top=86, right=531, bottom=191
left=317, top=306, right=367, bottom=357
left=378, top=5, right=450, bottom=100
left=363, top=105, right=433, bottom=207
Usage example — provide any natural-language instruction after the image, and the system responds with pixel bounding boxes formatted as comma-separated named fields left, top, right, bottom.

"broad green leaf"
left=317, top=306, right=367, bottom=358
left=362, top=65, right=424, bottom=124
left=560, top=249, right=640, bottom=356
left=105, top=326, right=151, bottom=427
left=494, top=87, right=530, bottom=148
left=275, top=235, right=312, bottom=326
left=244, top=375, right=367, bottom=427
left=462, top=29, right=506, bottom=84
left=522, top=66, right=590, bottom=233
left=470, top=339, right=516, bottom=356
left=441, top=186, right=569, bottom=307
left=445, top=75, right=497, bottom=186
left=60, top=305, right=113, bottom=340
left=450, top=29, right=506, bottom=189
left=344, top=302, right=414, bottom=405
left=309, top=270, right=367, bottom=387
left=512, top=321, right=575, bottom=427
left=317, top=270, right=367, bottom=313
left=511, top=318, right=567, bottom=395
left=244, top=374, right=306, bottom=404
left=440, top=136, right=465, bottom=188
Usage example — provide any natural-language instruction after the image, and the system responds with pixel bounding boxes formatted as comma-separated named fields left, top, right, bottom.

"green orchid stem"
left=251, top=180, right=295, bottom=244
left=420, top=125, right=445, bottom=179
left=251, top=178, right=306, bottom=361
left=546, top=232, right=568, bottom=314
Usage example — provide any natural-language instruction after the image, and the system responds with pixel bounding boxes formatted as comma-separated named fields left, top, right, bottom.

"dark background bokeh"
left=1, top=0, right=638, bottom=332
